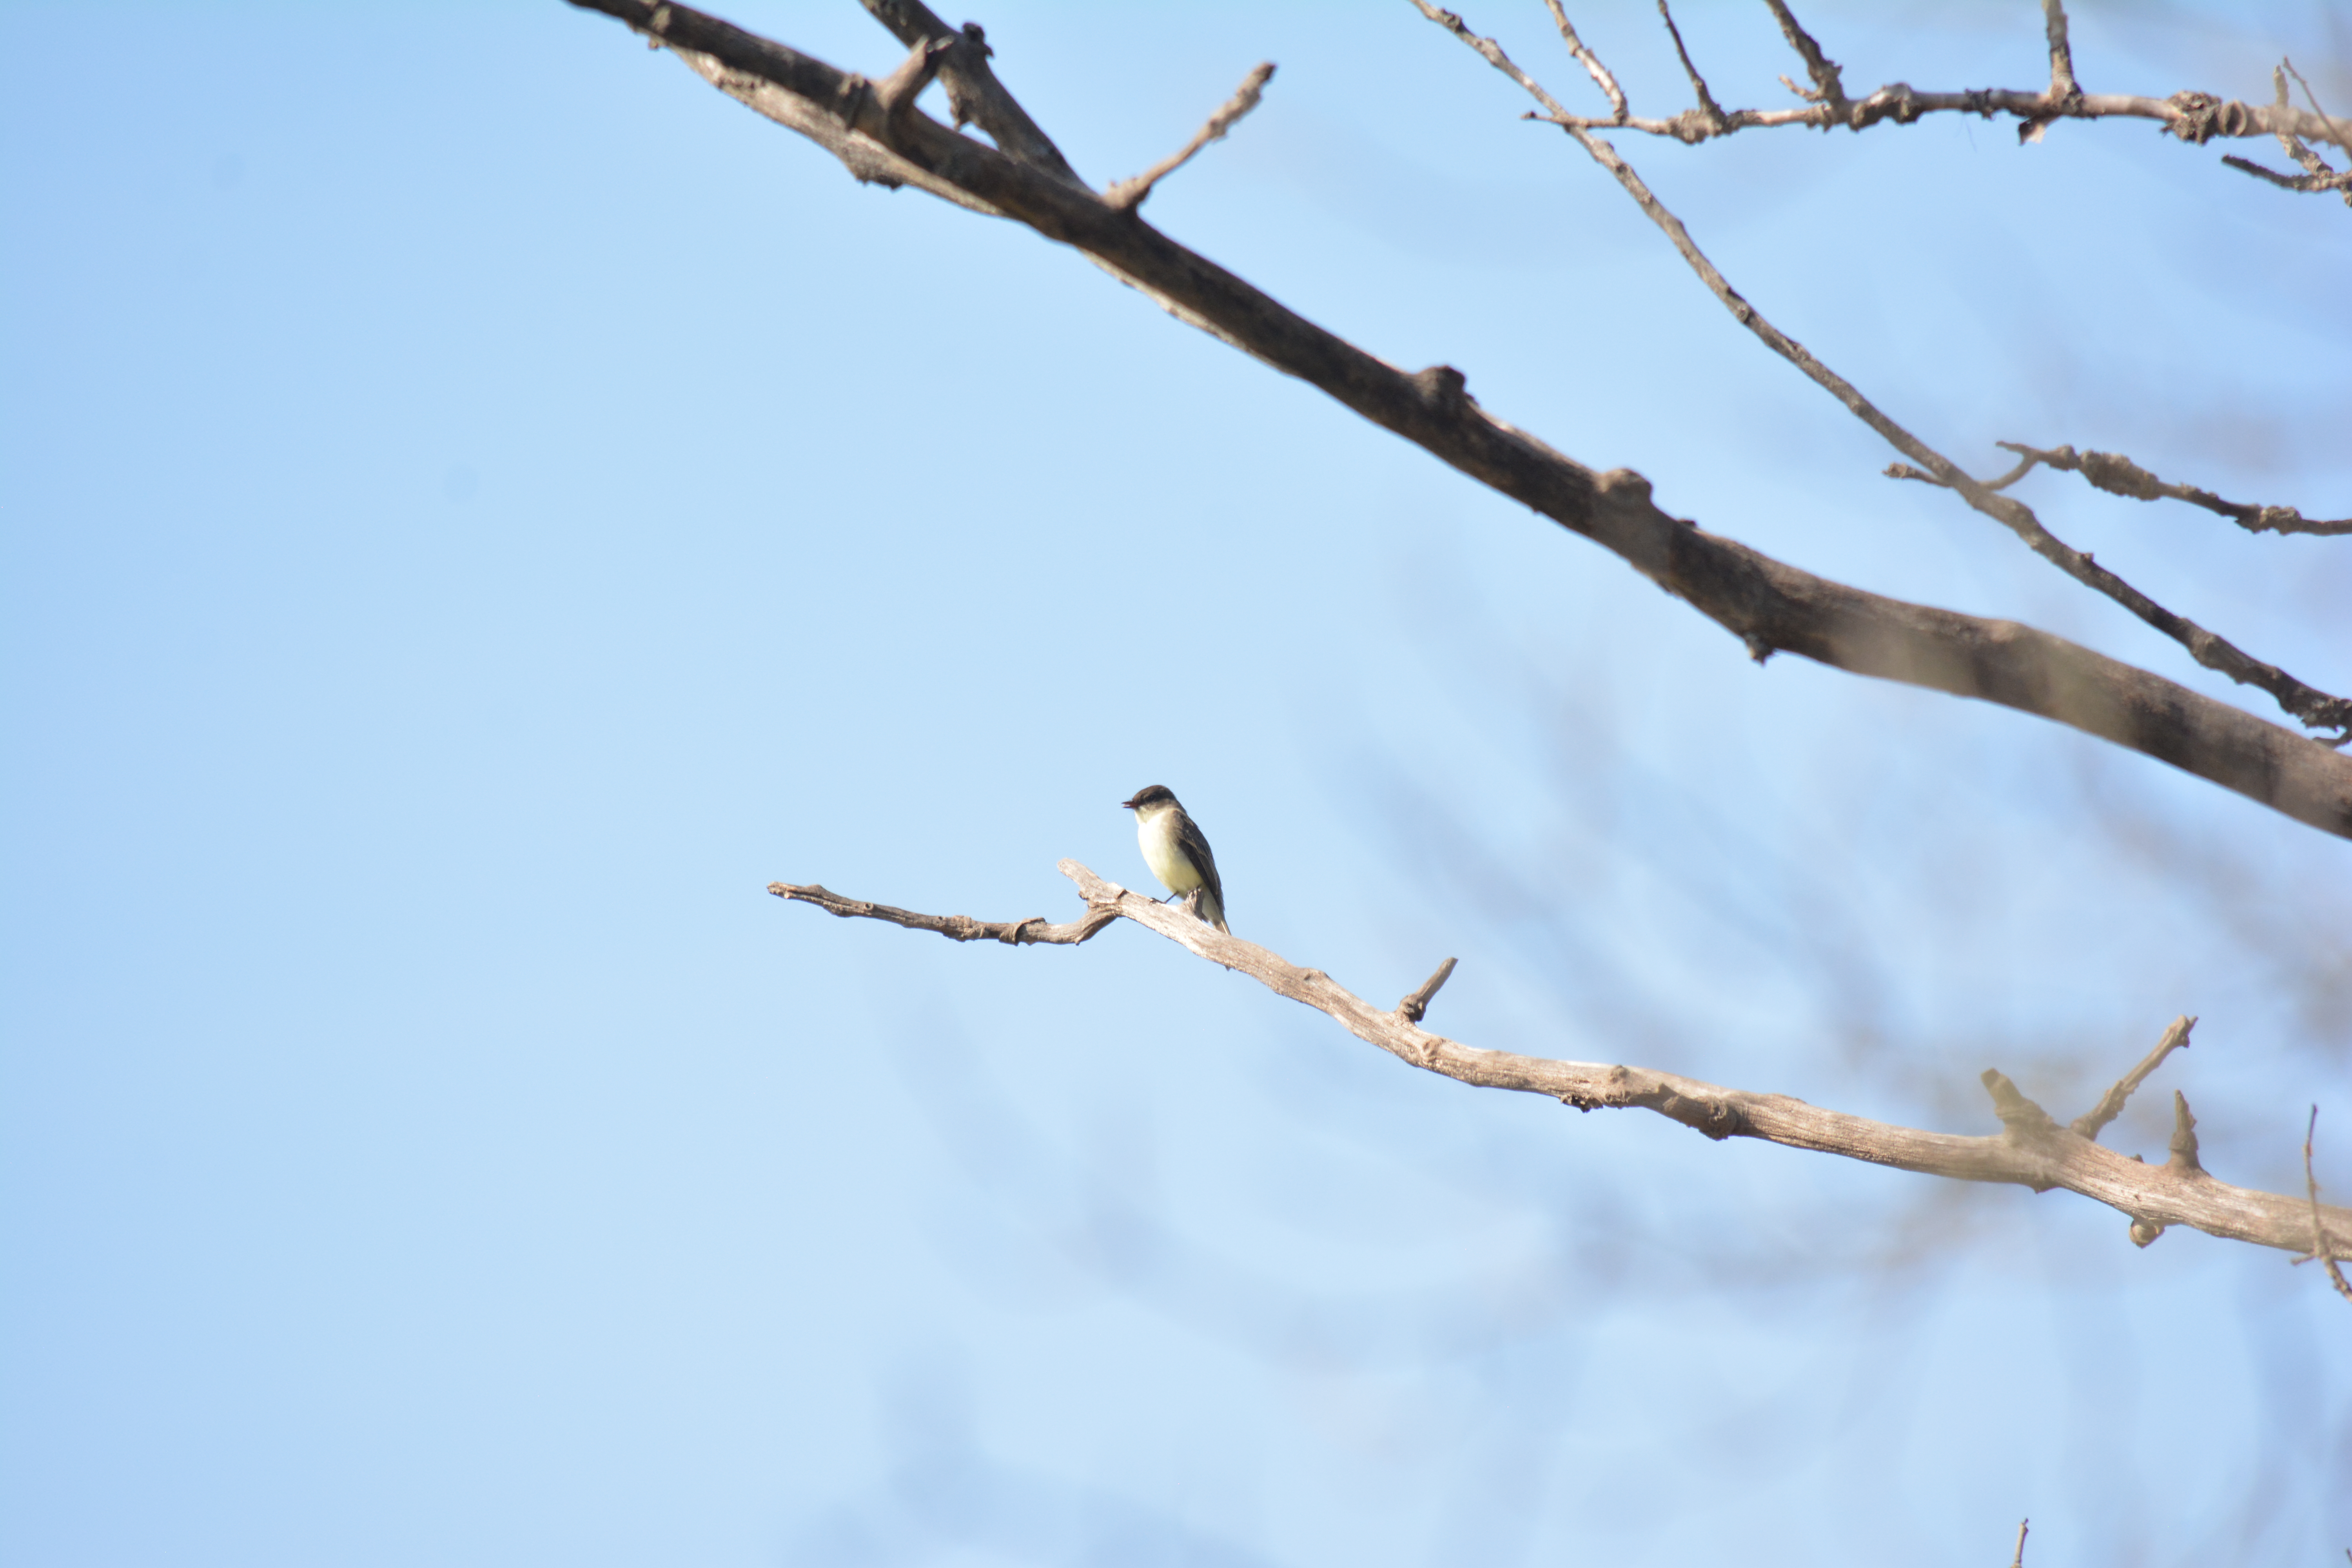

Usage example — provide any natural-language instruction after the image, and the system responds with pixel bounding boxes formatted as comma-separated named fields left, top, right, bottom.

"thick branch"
left=563, top=0, right=2352, bottom=838
left=769, top=865, right=2352, bottom=1261
left=1423, top=5, right=2352, bottom=745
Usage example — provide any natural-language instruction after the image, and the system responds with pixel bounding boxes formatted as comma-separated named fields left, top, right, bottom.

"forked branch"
left=769, top=863, right=2352, bottom=1265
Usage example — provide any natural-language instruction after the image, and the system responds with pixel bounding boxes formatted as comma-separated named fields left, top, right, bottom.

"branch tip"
left=2168, top=1090, right=2203, bottom=1173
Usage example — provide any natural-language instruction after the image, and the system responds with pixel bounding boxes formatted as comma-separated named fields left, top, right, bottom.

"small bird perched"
left=1121, top=785, right=1229, bottom=933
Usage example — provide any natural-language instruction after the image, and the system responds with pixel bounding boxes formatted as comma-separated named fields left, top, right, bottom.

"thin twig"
left=2305, top=1107, right=2352, bottom=1302
left=1419, top=5, right=2352, bottom=743
left=1105, top=62, right=1276, bottom=212
left=1994, top=442, right=2352, bottom=541
left=1655, top=0, right=1727, bottom=133
left=768, top=880, right=1117, bottom=946
left=1760, top=0, right=1847, bottom=118
left=1541, top=0, right=1625, bottom=122
left=768, top=862, right=2352, bottom=1259
left=2071, top=1015, right=2194, bottom=1142
left=2011, top=1517, right=2031, bottom=1568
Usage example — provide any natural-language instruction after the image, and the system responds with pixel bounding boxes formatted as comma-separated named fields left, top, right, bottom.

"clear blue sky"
left=4, top=3, right=2348, bottom=1564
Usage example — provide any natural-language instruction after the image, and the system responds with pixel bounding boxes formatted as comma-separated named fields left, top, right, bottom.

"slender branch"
left=2306, top=1107, right=2352, bottom=1302
left=1993, top=443, right=2352, bottom=540
left=769, top=880, right=1118, bottom=945
left=2011, top=1517, right=2031, bottom=1568
left=1510, top=7, right=2346, bottom=161
left=563, top=0, right=2352, bottom=838
left=1423, top=5, right=2352, bottom=744
left=1105, top=62, right=1276, bottom=212
left=1760, top=0, right=1847, bottom=118
left=1655, top=0, right=1728, bottom=134
left=1541, top=0, right=1625, bottom=122
left=2070, top=1014, right=2193, bottom=1142
left=2223, top=154, right=2352, bottom=194
left=768, top=864, right=2352, bottom=1260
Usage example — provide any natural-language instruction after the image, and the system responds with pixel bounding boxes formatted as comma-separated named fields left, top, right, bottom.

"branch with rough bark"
left=771, top=864, right=2352, bottom=1264
left=565, top=0, right=2352, bottom=837
left=1417, top=2, right=2352, bottom=746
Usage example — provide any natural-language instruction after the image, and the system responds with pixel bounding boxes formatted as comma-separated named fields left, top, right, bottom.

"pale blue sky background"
left=4, top=3, right=2349, bottom=1565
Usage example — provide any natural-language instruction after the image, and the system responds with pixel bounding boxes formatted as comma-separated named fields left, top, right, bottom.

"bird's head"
left=1121, top=785, right=1178, bottom=813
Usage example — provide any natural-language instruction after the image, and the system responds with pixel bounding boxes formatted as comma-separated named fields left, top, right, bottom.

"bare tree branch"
left=767, top=863, right=2352, bottom=1262
left=1540, top=0, right=1625, bottom=122
left=1654, top=0, right=1728, bottom=136
left=1420, top=4, right=2352, bottom=746
left=853, top=0, right=1086, bottom=189
left=1105, top=62, right=1275, bottom=212
left=562, top=0, right=2352, bottom=837
left=2070, top=1014, right=2194, bottom=1142
left=1506, top=0, right=2348, bottom=167
left=2010, top=1517, right=2031, bottom=1568
left=1987, top=443, right=2352, bottom=539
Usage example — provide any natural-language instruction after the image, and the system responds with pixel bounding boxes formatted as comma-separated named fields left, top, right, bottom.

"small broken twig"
left=1396, top=956, right=1459, bottom=1024
left=1105, top=62, right=1276, bottom=211
left=2011, top=1517, right=2031, bottom=1568
left=2071, top=1015, right=2194, bottom=1142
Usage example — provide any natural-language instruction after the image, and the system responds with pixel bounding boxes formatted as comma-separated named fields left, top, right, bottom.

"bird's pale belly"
left=1138, top=810, right=1202, bottom=894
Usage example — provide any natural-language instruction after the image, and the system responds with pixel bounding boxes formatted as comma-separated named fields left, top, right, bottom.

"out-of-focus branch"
left=2305, top=1108, right=2352, bottom=1302
left=1986, top=443, right=2352, bottom=540
left=562, top=0, right=2352, bottom=837
left=1105, top=62, right=1275, bottom=212
left=1422, top=4, right=2352, bottom=746
left=768, top=864, right=2352, bottom=1263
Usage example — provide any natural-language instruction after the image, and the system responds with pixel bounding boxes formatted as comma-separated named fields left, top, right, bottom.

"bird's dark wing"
left=1176, top=810, right=1227, bottom=931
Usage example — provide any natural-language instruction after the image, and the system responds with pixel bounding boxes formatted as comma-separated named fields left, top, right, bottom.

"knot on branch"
left=2128, top=1217, right=2167, bottom=1248
left=1411, top=364, right=1472, bottom=411
left=2076, top=448, right=2163, bottom=501
left=1648, top=1088, right=1747, bottom=1142
left=2166, top=91, right=2254, bottom=143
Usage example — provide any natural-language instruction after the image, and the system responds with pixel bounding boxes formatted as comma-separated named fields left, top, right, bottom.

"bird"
left=1120, top=785, right=1229, bottom=933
